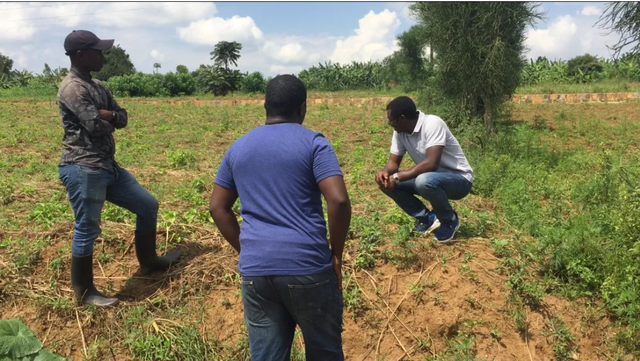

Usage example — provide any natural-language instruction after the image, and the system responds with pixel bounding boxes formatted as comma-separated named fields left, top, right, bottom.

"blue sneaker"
left=411, top=212, right=440, bottom=237
left=434, top=212, right=460, bottom=243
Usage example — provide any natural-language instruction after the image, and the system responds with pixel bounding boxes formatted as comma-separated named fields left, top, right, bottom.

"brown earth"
left=0, top=217, right=615, bottom=360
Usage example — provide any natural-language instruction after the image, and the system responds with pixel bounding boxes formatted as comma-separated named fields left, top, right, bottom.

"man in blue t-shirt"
left=209, top=74, right=351, bottom=361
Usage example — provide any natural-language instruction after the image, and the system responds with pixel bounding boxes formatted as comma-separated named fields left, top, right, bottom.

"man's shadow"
left=115, top=240, right=222, bottom=302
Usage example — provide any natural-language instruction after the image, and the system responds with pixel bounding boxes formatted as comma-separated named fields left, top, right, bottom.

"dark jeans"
left=382, top=171, right=472, bottom=223
left=241, top=268, right=344, bottom=361
left=58, top=164, right=158, bottom=257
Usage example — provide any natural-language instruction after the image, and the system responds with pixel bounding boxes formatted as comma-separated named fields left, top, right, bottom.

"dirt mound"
left=0, top=218, right=614, bottom=361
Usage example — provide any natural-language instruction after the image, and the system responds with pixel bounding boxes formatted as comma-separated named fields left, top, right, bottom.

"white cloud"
left=0, top=2, right=216, bottom=41
left=95, top=2, right=217, bottom=28
left=525, top=13, right=620, bottom=61
left=262, top=41, right=305, bottom=63
left=270, top=64, right=304, bottom=75
left=526, top=15, right=578, bottom=56
left=581, top=5, right=602, bottom=16
left=331, top=9, right=401, bottom=64
left=386, top=2, right=414, bottom=22
left=150, top=49, right=165, bottom=62
left=0, top=47, right=29, bottom=68
left=0, top=3, right=38, bottom=41
left=0, top=2, right=625, bottom=78
left=177, top=15, right=263, bottom=47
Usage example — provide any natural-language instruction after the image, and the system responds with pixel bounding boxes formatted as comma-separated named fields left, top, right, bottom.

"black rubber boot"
left=71, top=254, right=119, bottom=307
left=134, top=231, right=181, bottom=276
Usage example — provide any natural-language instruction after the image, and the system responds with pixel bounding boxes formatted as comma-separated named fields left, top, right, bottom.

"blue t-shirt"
left=214, top=123, right=343, bottom=276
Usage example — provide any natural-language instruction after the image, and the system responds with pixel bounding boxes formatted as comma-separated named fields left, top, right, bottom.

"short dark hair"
left=386, top=96, right=418, bottom=120
left=265, top=74, right=307, bottom=117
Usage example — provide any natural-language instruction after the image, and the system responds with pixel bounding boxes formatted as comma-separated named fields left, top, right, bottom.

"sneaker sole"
left=435, top=221, right=460, bottom=244
left=425, top=219, right=441, bottom=234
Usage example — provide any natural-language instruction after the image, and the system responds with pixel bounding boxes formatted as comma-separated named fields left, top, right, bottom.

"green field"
left=3, top=80, right=640, bottom=103
left=0, top=86, right=413, bottom=103
left=0, top=98, right=639, bottom=360
left=514, top=79, right=640, bottom=94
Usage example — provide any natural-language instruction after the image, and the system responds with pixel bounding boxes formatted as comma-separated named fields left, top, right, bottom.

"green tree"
left=92, top=45, right=136, bottom=81
left=41, top=63, right=67, bottom=87
left=195, top=65, right=241, bottom=96
left=240, top=71, right=267, bottom=93
left=410, top=2, right=542, bottom=136
left=567, top=54, right=604, bottom=82
left=597, top=2, right=640, bottom=57
left=383, top=24, right=432, bottom=91
left=176, top=64, right=189, bottom=74
left=398, top=25, right=430, bottom=70
left=0, top=53, right=13, bottom=76
left=153, top=62, right=161, bottom=74
left=210, top=41, right=242, bottom=69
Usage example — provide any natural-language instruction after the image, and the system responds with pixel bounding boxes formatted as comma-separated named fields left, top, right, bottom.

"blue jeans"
left=58, top=165, right=159, bottom=257
left=382, top=171, right=472, bottom=223
left=241, top=269, right=344, bottom=361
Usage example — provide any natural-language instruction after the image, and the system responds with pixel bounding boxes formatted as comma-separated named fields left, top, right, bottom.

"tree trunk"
left=430, top=46, right=434, bottom=63
left=482, top=95, right=495, bottom=137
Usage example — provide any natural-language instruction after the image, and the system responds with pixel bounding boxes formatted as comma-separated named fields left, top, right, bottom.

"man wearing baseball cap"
left=57, top=30, right=180, bottom=307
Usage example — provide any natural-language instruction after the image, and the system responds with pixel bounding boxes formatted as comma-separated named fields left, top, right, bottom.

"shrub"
left=240, top=71, right=267, bottom=93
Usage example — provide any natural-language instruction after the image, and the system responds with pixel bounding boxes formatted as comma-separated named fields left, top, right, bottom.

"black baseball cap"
left=64, top=30, right=114, bottom=55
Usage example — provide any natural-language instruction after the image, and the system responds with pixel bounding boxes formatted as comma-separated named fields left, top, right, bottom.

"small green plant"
left=123, top=308, right=222, bottom=361
left=190, top=176, right=209, bottom=193
left=167, top=149, right=197, bottom=169
left=221, top=296, right=232, bottom=310
left=29, top=195, right=70, bottom=229
left=440, top=253, right=448, bottom=272
left=0, top=182, right=15, bottom=205
left=432, top=294, right=443, bottom=306
left=410, top=282, right=426, bottom=304
left=462, top=251, right=476, bottom=263
left=542, top=316, right=577, bottom=361
left=0, top=319, right=68, bottom=360
left=464, top=296, right=481, bottom=309
left=509, top=303, right=529, bottom=335
left=103, top=203, right=133, bottom=223
left=416, top=335, right=432, bottom=353
left=4, top=237, right=48, bottom=273
left=532, top=115, right=548, bottom=130
left=343, top=274, right=364, bottom=318
left=290, top=329, right=306, bottom=361
left=459, top=265, right=479, bottom=283
left=490, top=327, right=502, bottom=342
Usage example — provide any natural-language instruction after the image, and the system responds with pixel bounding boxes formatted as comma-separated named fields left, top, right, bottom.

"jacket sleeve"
left=59, top=82, right=114, bottom=137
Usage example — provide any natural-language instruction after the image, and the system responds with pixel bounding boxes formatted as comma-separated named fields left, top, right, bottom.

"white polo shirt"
left=390, top=111, right=474, bottom=182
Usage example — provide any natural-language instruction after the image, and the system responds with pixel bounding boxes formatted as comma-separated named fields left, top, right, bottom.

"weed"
left=167, top=149, right=197, bottom=169
left=29, top=194, right=71, bottom=229
left=103, top=202, right=134, bottom=223
left=532, top=115, right=548, bottom=130
left=343, top=273, right=364, bottom=318
left=464, top=296, right=481, bottom=309
left=0, top=181, right=15, bottom=205
left=124, top=307, right=222, bottom=361
left=221, top=296, right=232, bottom=309
left=290, top=329, right=306, bottom=361
left=462, top=251, right=476, bottom=263
left=459, top=264, right=479, bottom=283
left=542, top=316, right=577, bottom=361
left=411, top=282, right=426, bottom=304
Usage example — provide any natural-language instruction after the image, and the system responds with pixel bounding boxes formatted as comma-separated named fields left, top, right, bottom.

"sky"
left=0, top=1, right=623, bottom=76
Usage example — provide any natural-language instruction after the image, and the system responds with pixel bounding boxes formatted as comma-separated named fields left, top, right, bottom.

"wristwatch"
left=392, top=173, right=400, bottom=184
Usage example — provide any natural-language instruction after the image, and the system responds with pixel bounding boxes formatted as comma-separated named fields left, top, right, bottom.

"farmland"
left=1, top=96, right=639, bottom=361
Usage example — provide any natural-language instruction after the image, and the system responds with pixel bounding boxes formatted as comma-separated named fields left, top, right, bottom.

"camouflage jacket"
left=57, top=68, right=128, bottom=171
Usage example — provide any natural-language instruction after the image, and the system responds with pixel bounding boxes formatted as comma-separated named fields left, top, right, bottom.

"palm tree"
left=210, top=41, right=242, bottom=70
left=153, top=62, right=161, bottom=74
